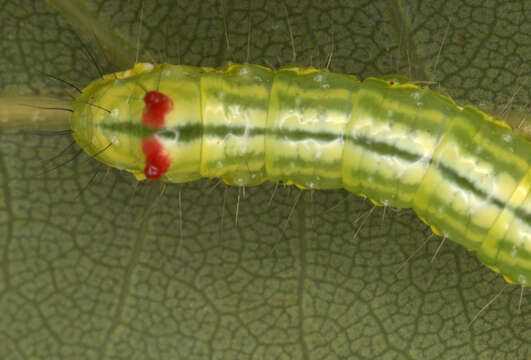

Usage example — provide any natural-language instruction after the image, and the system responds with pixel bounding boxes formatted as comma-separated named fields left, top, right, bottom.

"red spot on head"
left=142, top=90, right=173, bottom=129
left=389, top=81, right=395, bottom=86
left=142, top=137, right=170, bottom=180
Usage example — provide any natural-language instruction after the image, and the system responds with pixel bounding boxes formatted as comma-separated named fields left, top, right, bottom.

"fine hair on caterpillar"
left=72, top=61, right=531, bottom=288
left=7, top=0, right=531, bottom=338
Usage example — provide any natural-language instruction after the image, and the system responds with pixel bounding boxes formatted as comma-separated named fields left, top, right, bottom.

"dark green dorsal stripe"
left=99, top=120, right=527, bottom=224
left=101, top=122, right=203, bottom=142
left=348, top=135, right=420, bottom=163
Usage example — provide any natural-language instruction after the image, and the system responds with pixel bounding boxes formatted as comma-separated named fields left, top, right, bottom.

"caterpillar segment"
left=71, top=62, right=531, bottom=286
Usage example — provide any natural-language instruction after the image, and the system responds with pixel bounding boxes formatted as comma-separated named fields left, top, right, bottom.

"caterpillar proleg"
left=71, top=62, right=531, bottom=287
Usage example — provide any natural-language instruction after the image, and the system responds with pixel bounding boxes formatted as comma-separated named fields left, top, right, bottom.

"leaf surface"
left=0, top=0, right=530, bottom=359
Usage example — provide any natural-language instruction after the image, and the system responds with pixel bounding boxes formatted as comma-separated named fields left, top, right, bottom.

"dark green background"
left=1, top=0, right=530, bottom=359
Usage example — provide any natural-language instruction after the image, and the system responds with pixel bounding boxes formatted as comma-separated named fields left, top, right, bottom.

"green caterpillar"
left=71, top=62, right=531, bottom=286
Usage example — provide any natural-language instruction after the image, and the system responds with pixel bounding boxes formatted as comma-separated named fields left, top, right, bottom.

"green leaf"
left=1, top=0, right=530, bottom=359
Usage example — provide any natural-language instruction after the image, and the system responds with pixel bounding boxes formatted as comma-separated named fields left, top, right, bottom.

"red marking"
left=142, top=90, right=173, bottom=129
left=139, top=91, right=173, bottom=179
left=389, top=81, right=395, bottom=86
left=142, top=137, right=170, bottom=180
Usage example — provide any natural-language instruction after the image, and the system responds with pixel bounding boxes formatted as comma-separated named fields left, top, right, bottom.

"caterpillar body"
left=71, top=62, right=531, bottom=286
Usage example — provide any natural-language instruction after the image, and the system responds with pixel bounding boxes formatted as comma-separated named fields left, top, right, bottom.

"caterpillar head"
left=71, top=63, right=208, bottom=183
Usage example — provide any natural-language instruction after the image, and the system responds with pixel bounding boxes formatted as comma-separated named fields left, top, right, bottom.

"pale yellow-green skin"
left=71, top=62, right=531, bottom=286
